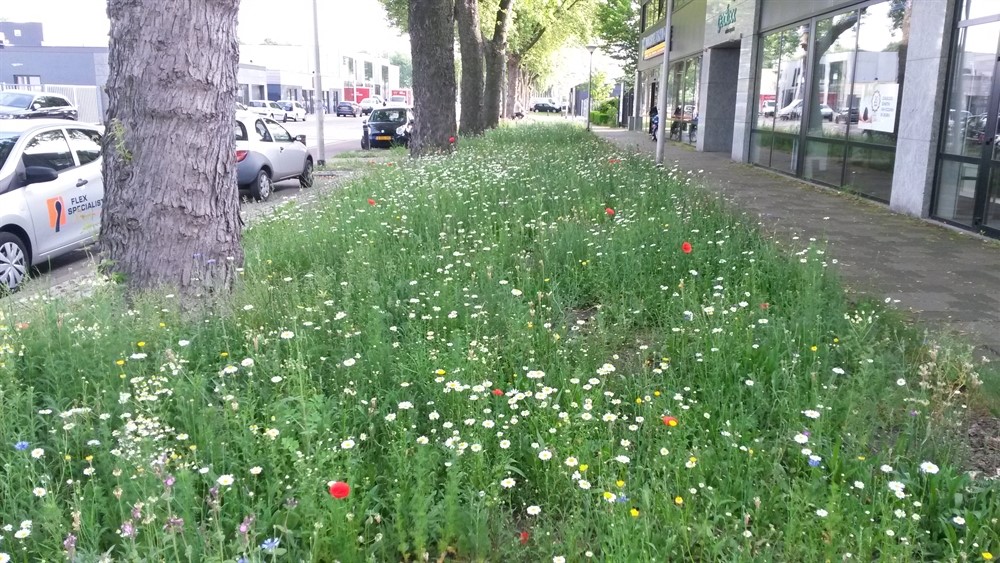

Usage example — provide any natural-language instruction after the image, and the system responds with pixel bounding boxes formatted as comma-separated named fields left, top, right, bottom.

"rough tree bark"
left=102, top=0, right=243, bottom=299
left=409, top=0, right=458, bottom=155
left=484, top=0, right=514, bottom=129
left=505, top=54, right=521, bottom=118
left=455, top=0, right=485, bottom=136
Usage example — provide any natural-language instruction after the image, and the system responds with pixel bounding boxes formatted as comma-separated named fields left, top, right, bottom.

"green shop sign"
left=717, top=3, right=737, bottom=34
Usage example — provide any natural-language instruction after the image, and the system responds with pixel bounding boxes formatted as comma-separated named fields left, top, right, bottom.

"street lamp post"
left=311, top=0, right=326, bottom=165
left=586, top=44, right=597, bottom=131
left=654, top=0, right=675, bottom=165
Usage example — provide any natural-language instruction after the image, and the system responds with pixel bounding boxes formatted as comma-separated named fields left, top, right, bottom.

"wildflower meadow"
left=0, top=124, right=997, bottom=562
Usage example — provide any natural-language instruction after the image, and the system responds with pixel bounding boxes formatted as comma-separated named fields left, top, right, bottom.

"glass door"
left=935, top=19, right=1000, bottom=233
left=970, top=57, right=1000, bottom=234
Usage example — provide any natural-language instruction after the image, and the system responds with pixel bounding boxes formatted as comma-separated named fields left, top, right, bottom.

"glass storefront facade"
left=934, top=0, right=1000, bottom=235
left=665, top=56, right=702, bottom=146
left=751, top=0, right=909, bottom=202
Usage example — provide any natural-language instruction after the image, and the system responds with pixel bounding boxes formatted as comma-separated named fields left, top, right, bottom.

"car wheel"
left=300, top=158, right=314, bottom=189
left=250, top=169, right=273, bottom=202
left=0, top=232, right=29, bottom=293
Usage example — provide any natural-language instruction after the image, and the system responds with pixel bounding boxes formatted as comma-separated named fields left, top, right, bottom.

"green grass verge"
left=0, top=124, right=996, bottom=562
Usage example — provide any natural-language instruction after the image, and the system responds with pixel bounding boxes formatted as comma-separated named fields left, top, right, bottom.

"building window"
left=934, top=1, right=1000, bottom=234
left=665, top=56, right=701, bottom=145
left=364, top=62, right=374, bottom=81
left=751, top=0, right=908, bottom=202
left=14, top=75, right=41, bottom=85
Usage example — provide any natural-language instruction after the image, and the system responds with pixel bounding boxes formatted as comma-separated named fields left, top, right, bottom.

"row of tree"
left=385, top=0, right=608, bottom=155
left=98, top=0, right=637, bottom=299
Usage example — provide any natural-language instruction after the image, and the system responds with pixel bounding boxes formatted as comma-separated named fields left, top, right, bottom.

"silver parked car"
left=247, top=100, right=289, bottom=122
left=0, top=119, right=103, bottom=292
left=234, top=111, right=313, bottom=201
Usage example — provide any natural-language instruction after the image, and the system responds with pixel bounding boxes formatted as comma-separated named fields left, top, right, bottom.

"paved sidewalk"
left=597, top=127, right=1000, bottom=361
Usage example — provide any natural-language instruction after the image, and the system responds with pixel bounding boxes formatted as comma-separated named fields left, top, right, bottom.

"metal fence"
left=0, top=83, right=104, bottom=124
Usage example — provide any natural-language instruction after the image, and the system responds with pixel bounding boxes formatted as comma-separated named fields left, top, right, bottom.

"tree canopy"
left=595, top=0, right=638, bottom=81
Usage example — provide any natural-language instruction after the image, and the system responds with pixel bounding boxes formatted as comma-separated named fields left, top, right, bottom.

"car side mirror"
left=31, top=103, right=42, bottom=110
left=362, top=119, right=368, bottom=125
left=25, top=166, right=59, bottom=184
left=294, top=134, right=306, bottom=145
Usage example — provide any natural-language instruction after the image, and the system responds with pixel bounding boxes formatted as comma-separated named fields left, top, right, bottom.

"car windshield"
left=369, top=109, right=407, bottom=123
left=249, top=101, right=265, bottom=107
left=0, top=93, right=33, bottom=109
left=0, top=133, right=19, bottom=170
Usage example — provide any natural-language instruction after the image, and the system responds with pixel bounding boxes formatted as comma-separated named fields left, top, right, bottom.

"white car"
left=777, top=99, right=803, bottom=120
left=277, top=100, right=307, bottom=122
left=234, top=111, right=313, bottom=202
left=247, top=100, right=289, bottom=122
left=0, top=119, right=104, bottom=292
left=359, top=96, right=385, bottom=115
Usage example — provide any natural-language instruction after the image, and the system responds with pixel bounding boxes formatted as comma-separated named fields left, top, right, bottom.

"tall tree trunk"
left=484, top=0, right=514, bottom=129
left=504, top=55, right=520, bottom=118
left=409, top=0, right=458, bottom=156
left=102, top=0, right=243, bottom=300
left=455, top=0, right=485, bottom=136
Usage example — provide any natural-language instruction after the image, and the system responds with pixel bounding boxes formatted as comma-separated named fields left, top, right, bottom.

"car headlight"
left=395, top=125, right=407, bottom=135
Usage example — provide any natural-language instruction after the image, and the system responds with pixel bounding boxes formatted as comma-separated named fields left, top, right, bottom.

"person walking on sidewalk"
left=649, top=106, right=659, bottom=139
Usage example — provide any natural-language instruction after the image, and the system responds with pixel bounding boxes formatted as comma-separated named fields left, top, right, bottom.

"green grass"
left=0, top=124, right=997, bottom=562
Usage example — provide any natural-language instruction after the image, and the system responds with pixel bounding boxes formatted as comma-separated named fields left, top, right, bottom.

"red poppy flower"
left=681, top=241, right=693, bottom=254
left=367, top=198, right=376, bottom=206
left=605, top=207, right=615, bottom=216
left=608, top=158, right=621, bottom=164
left=492, top=388, right=504, bottom=396
left=519, top=530, right=530, bottom=545
left=328, top=481, right=350, bottom=499
left=662, top=416, right=678, bottom=427
left=760, top=302, right=770, bottom=310
left=448, top=136, right=456, bottom=144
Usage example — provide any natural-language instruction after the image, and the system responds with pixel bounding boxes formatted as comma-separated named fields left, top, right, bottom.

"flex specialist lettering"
left=717, top=3, right=737, bottom=34
left=65, top=194, right=103, bottom=216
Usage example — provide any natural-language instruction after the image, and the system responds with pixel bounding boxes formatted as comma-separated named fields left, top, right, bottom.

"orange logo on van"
left=47, top=197, right=67, bottom=232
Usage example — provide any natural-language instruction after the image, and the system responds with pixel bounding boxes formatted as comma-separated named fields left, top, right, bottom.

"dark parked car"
left=835, top=106, right=859, bottom=124
left=0, top=90, right=78, bottom=121
left=532, top=101, right=561, bottom=113
left=336, top=101, right=361, bottom=117
left=361, top=106, right=413, bottom=150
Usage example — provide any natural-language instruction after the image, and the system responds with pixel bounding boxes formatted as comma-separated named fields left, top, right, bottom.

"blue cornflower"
left=237, top=557, right=249, bottom=563
left=260, top=537, right=280, bottom=552
left=808, top=456, right=821, bottom=467
left=14, top=441, right=29, bottom=451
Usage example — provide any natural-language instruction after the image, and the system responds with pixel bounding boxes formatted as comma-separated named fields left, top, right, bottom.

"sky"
left=0, top=0, right=410, bottom=54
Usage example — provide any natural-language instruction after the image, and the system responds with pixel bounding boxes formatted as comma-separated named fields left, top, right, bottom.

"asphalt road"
left=22, top=113, right=366, bottom=293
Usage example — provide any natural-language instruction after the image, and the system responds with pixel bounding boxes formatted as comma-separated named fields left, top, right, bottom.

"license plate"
left=375, top=135, right=392, bottom=141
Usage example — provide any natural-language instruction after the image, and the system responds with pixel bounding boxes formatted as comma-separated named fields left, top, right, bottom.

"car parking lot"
left=3, top=113, right=366, bottom=295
